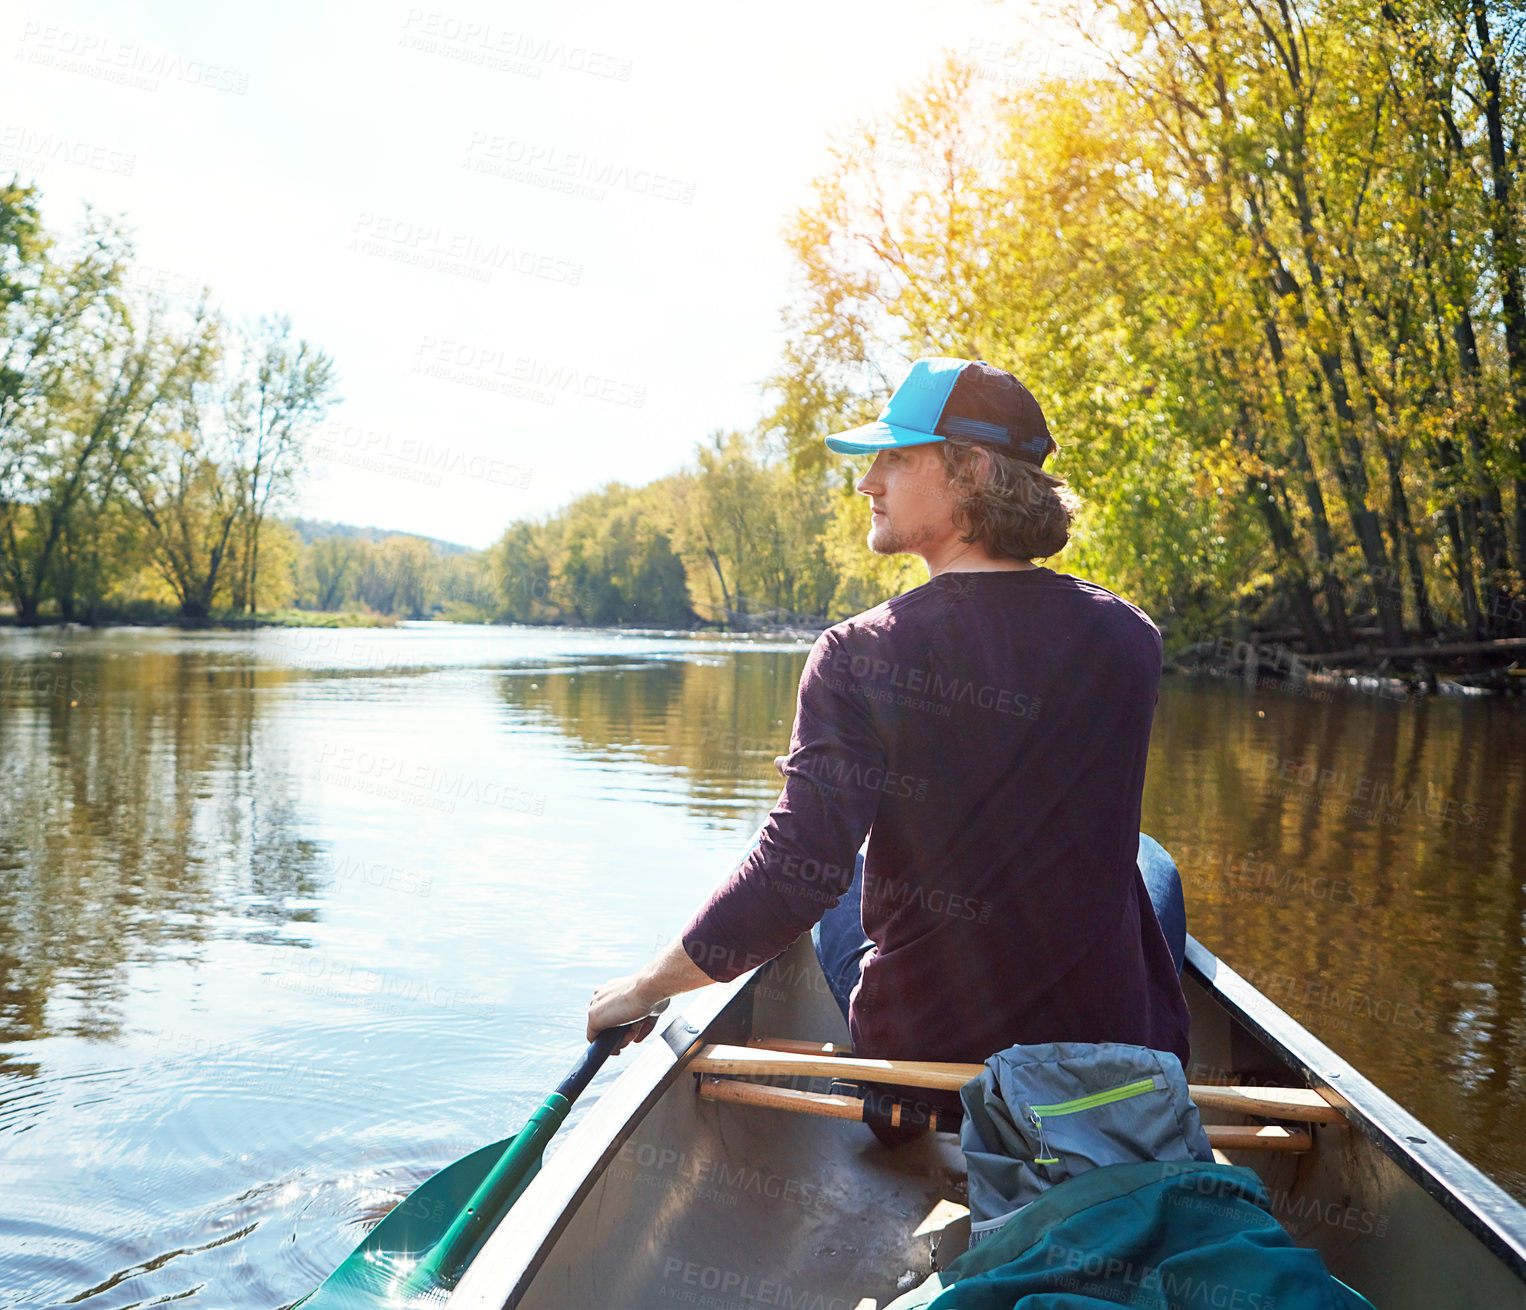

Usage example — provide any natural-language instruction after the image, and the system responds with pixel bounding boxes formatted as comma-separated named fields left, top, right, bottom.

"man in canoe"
left=589, top=357, right=1189, bottom=1109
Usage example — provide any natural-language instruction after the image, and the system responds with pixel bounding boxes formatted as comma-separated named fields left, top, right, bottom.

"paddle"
left=297, top=1013, right=659, bottom=1309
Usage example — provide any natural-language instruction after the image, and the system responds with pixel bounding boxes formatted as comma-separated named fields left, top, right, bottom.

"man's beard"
left=867, top=518, right=934, bottom=556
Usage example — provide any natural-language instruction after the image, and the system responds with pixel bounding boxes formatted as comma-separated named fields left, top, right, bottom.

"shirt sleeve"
left=680, top=626, right=888, bottom=982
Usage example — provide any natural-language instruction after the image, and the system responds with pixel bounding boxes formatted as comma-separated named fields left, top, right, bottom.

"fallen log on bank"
left=1171, top=633, right=1526, bottom=696
left=1310, top=637, right=1526, bottom=665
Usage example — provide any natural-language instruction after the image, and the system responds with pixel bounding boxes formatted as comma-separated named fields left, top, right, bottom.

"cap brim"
left=823, top=420, right=946, bottom=455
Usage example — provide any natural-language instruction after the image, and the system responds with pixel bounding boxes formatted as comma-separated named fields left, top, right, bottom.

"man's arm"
left=587, top=630, right=883, bottom=1044
left=586, top=937, right=712, bottom=1043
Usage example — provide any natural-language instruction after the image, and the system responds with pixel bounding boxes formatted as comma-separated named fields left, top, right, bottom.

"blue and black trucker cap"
left=824, top=357, right=1056, bottom=465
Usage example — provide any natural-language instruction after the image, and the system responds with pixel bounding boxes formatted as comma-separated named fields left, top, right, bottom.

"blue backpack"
left=960, top=1041, right=1214, bottom=1242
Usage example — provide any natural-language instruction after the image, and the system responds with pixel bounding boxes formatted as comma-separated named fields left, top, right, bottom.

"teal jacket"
left=888, top=1161, right=1376, bottom=1309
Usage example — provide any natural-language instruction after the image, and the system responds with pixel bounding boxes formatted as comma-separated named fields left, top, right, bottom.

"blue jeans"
left=811, top=833, right=1187, bottom=1026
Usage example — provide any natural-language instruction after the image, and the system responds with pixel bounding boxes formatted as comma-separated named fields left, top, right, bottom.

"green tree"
left=0, top=205, right=212, bottom=622
left=489, top=519, right=556, bottom=622
left=120, top=363, right=246, bottom=623
left=664, top=430, right=837, bottom=625
left=303, top=535, right=364, bottom=611
left=436, top=550, right=498, bottom=619
left=226, top=317, right=337, bottom=616
left=353, top=535, right=435, bottom=618
left=553, top=483, right=691, bottom=625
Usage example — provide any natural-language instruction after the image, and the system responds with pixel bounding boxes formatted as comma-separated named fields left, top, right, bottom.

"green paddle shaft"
left=401, top=1022, right=629, bottom=1292
left=403, top=1094, right=569, bottom=1289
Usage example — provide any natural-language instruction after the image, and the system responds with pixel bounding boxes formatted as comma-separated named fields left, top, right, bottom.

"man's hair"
left=937, top=439, right=1081, bottom=560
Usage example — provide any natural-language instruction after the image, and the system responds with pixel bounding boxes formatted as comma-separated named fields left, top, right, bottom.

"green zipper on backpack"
left=1021, top=1078, right=1164, bottom=1165
left=1030, top=1076, right=1161, bottom=1118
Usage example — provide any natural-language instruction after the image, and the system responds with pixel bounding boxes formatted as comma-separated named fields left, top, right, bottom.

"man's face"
left=854, top=444, right=959, bottom=558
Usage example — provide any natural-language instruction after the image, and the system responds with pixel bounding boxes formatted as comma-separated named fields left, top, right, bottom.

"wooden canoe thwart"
left=695, top=1075, right=967, bottom=1135
left=445, top=933, right=1526, bottom=1310
left=692, top=1042, right=1347, bottom=1124
left=693, top=1074, right=1316, bottom=1151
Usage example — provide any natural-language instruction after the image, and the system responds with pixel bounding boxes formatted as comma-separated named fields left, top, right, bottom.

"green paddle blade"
left=297, top=1022, right=638, bottom=1308
left=297, top=1132, right=537, bottom=1309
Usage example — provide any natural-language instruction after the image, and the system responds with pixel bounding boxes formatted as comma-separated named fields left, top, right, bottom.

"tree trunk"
left=1451, top=307, right=1513, bottom=629
left=1267, top=65, right=1406, bottom=645
left=1305, top=354, right=1404, bottom=644
left=1249, top=474, right=1329, bottom=651
left=1470, top=0, right=1526, bottom=577
left=1419, top=254, right=1489, bottom=639
left=704, top=544, right=733, bottom=617
left=1384, top=443, right=1436, bottom=640
left=248, top=525, right=260, bottom=619
left=1441, top=501, right=1484, bottom=641
left=1262, top=318, right=1353, bottom=647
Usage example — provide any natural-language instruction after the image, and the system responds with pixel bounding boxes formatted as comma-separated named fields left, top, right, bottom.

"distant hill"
left=287, top=518, right=475, bottom=556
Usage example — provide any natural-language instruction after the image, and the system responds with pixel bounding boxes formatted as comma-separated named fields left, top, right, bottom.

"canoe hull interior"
left=448, top=935, right=1526, bottom=1310
left=1181, top=940, right=1526, bottom=1309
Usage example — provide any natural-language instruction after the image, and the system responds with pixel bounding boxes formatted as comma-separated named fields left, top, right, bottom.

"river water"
left=0, top=624, right=1521, bottom=1307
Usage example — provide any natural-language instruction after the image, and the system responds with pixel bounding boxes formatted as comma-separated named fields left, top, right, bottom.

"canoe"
left=445, top=932, right=1526, bottom=1310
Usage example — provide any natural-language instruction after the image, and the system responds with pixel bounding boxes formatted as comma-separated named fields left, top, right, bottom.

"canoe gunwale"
left=1184, top=933, right=1526, bottom=1281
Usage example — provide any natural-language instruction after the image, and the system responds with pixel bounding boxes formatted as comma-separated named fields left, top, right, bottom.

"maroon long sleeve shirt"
left=680, top=567, right=1189, bottom=1067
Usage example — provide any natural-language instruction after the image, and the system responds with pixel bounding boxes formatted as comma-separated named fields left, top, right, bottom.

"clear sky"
left=3, top=0, right=1080, bottom=549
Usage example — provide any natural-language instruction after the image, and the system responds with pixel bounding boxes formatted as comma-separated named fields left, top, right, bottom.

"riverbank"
left=8, top=608, right=1523, bottom=694
left=0, top=608, right=400, bottom=630
left=0, top=608, right=824, bottom=640
left=1174, top=632, right=1526, bottom=698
